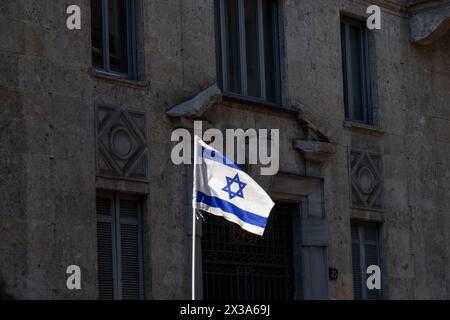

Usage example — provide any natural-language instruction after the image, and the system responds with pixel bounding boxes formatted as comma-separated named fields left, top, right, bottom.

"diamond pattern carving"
left=350, top=150, right=383, bottom=210
left=96, top=106, right=148, bottom=180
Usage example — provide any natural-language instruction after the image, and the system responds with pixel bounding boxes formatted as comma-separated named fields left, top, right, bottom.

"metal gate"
left=202, top=204, right=294, bottom=300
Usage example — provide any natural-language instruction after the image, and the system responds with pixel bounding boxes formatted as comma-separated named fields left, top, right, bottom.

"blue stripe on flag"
left=200, top=147, right=244, bottom=172
left=196, top=191, right=268, bottom=228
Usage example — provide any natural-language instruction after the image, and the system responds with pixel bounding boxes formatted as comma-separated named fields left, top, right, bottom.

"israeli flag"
left=192, top=136, right=275, bottom=236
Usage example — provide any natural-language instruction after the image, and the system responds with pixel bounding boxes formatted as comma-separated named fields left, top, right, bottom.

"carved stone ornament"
left=96, top=106, right=148, bottom=180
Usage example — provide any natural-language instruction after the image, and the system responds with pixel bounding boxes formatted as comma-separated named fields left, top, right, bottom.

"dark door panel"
left=202, top=203, right=294, bottom=300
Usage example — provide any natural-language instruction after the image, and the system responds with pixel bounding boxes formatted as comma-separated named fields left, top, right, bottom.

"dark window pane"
left=225, top=0, right=241, bottom=93
left=364, top=225, right=378, bottom=242
left=245, top=0, right=260, bottom=97
left=341, top=18, right=372, bottom=124
left=218, top=0, right=280, bottom=103
left=262, top=0, right=279, bottom=103
left=91, top=0, right=104, bottom=69
left=349, top=25, right=364, bottom=121
left=341, top=23, right=349, bottom=119
left=351, top=222, right=359, bottom=241
left=108, top=0, right=129, bottom=74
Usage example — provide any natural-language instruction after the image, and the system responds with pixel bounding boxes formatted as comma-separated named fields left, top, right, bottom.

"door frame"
left=190, top=171, right=329, bottom=300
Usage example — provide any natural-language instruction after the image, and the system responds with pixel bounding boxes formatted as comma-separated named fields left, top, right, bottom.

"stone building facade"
left=0, top=0, right=449, bottom=300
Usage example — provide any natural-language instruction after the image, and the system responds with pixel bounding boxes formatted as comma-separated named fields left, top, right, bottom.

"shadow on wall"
left=0, top=273, right=14, bottom=300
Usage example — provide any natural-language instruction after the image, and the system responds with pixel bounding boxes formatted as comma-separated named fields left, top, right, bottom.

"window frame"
left=351, top=221, right=382, bottom=300
left=96, top=192, right=145, bottom=300
left=216, top=0, right=282, bottom=106
left=341, top=15, right=373, bottom=124
left=92, top=0, right=137, bottom=79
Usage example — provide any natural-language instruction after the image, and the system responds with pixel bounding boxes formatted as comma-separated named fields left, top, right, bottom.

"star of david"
left=222, top=174, right=247, bottom=200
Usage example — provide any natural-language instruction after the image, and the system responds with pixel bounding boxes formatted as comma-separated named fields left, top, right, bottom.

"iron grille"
left=202, top=204, right=294, bottom=300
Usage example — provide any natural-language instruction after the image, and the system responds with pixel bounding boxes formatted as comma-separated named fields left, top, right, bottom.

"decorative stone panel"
left=349, top=150, right=383, bottom=210
left=96, top=105, right=148, bottom=180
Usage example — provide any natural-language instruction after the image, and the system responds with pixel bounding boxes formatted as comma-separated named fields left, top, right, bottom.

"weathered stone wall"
left=0, top=0, right=96, bottom=299
left=0, top=0, right=449, bottom=300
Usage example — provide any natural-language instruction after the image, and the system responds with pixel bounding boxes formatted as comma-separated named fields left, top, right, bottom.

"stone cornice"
left=363, top=0, right=408, bottom=15
left=166, top=86, right=336, bottom=163
left=361, top=0, right=450, bottom=44
left=166, top=84, right=222, bottom=118
left=409, top=0, right=450, bottom=13
left=293, top=140, right=336, bottom=163
left=409, top=0, right=450, bottom=44
left=360, top=0, right=450, bottom=15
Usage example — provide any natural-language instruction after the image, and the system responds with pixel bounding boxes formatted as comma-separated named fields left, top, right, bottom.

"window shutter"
left=365, top=244, right=381, bottom=299
left=351, top=223, right=381, bottom=300
left=364, top=225, right=381, bottom=300
left=119, top=199, right=143, bottom=300
left=351, top=224, right=362, bottom=300
left=96, top=197, right=115, bottom=300
left=97, top=194, right=144, bottom=300
left=351, top=243, right=362, bottom=300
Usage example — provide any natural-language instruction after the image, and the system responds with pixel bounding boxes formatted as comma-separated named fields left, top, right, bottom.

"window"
left=216, top=0, right=281, bottom=104
left=96, top=193, right=144, bottom=300
left=351, top=222, right=382, bottom=300
left=341, top=16, right=373, bottom=124
left=91, top=0, right=136, bottom=78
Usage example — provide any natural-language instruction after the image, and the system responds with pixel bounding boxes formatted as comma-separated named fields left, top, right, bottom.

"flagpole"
left=192, top=206, right=196, bottom=300
left=192, top=135, right=198, bottom=301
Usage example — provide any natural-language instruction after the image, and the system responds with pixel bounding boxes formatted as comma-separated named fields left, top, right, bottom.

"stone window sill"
left=350, top=207, right=385, bottom=222
left=89, top=68, right=149, bottom=90
left=222, top=93, right=283, bottom=110
left=343, top=120, right=384, bottom=137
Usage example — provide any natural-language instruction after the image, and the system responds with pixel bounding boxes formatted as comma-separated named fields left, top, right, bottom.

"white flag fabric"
left=192, top=136, right=275, bottom=236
